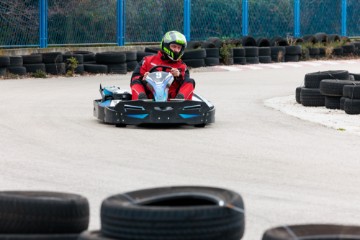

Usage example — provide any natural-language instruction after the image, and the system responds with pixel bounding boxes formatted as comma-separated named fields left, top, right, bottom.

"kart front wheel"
left=194, top=123, right=206, bottom=128
left=115, top=123, right=126, bottom=128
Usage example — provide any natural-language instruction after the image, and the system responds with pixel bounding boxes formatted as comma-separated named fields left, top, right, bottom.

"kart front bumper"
left=94, top=99, right=215, bottom=126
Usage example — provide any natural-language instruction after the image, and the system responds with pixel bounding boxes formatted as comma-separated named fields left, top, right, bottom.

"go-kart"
left=93, top=65, right=215, bottom=127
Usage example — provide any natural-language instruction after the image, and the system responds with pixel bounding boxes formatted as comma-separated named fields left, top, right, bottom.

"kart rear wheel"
left=194, top=123, right=206, bottom=128
left=115, top=124, right=126, bottom=128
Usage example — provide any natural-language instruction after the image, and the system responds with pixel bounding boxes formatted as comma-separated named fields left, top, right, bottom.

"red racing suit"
left=130, top=51, right=195, bottom=100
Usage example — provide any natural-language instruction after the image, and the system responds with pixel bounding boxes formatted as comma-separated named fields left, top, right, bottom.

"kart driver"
left=130, top=30, right=195, bottom=100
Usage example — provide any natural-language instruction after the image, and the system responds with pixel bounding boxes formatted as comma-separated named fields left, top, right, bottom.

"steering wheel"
left=149, top=65, right=173, bottom=73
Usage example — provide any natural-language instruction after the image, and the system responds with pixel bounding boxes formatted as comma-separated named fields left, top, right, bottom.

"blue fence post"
left=341, top=0, right=347, bottom=36
left=242, top=0, right=248, bottom=36
left=117, top=0, right=125, bottom=46
left=184, top=0, right=191, bottom=41
left=39, top=0, right=48, bottom=48
left=294, top=0, right=300, bottom=37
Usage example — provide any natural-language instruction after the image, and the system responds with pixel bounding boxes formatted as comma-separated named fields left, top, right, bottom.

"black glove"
left=138, top=92, right=148, bottom=100
left=175, top=93, right=185, bottom=99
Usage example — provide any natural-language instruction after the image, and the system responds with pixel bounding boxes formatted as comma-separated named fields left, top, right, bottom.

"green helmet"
left=160, top=31, right=187, bottom=61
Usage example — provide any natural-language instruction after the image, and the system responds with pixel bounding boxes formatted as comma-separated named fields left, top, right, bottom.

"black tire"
left=183, top=59, right=206, bottom=68
left=187, top=41, right=202, bottom=49
left=319, top=79, right=355, bottom=97
left=45, top=63, right=66, bottom=75
left=78, top=231, right=117, bottom=240
left=244, top=47, right=258, bottom=57
left=22, top=54, right=43, bottom=64
left=201, top=41, right=217, bottom=48
left=333, top=47, right=343, bottom=56
left=350, top=73, right=360, bottom=81
left=42, top=52, right=63, bottom=64
left=270, top=36, right=288, bottom=46
left=205, top=57, right=220, bottom=66
left=0, top=56, right=10, bottom=67
left=107, top=63, right=127, bottom=74
left=340, top=97, right=347, bottom=110
left=325, top=96, right=341, bottom=109
left=7, top=66, right=27, bottom=75
left=328, top=34, right=341, bottom=43
left=256, top=38, right=270, bottom=47
left=344, top=98, right=360, bottom=114
left=342, top=44, right=356, bottom=55
left=96, top=52, right=126, bottom=64
left=314, top=32, right=328, bottom=44
left=144, top=46, right=161, bottom=53
left=259, top=56, right=272, bottom=64
left=246, top=57, right=259, bottom=64
left=9, top=56, right=23, bottom=66
left=241, top=36, right=257, bottom=46
left=295, top=87, right=302, bottom=104
left=262, top=224, right=360, bottom=240
left=0, top=191, right=89, bottom=234
left=285, top=45, right=301, bottom=55
left=207, top=37, right=223, bottom=48
left=100, top=186, right=245, bottom=240
left=270, top=47, right=285, bottom=62
left=300, top=88, right=325, bottom=107
left=258, top=47, right=271, bottom=56
left=205, top=48, right=219, bottom=58
left=0, top=234, right=79, bottom=240
left=343, top=84, right=360, bottom=99
left=24, top=63, right=46, bottom=73
left=182, top=49, right=206, bottom=60
left=304, top=70, right=349, bottom=88
left=303, top=34, right=318, bottom=44
left=319, top=47, right=326, bottom=57
left=233, top=57, right=246, bottom=65
left=294, top=38, right=304, bottom=45
left=74, top=64, right=85, bottom=74
left=232, top=48, right=245, bottom=57
left=84, top=64, right=108, bottom=74
left=308, top=47, right=320, bottom=55
left=126, top=61, right=138, bottom=72
left=67, top=51, right=95, bottom=62
left=284, top=55, right=299, bottom=62
left=124, top=51, right=137, bottom=61
left=0, top=68, right=6, bottom=76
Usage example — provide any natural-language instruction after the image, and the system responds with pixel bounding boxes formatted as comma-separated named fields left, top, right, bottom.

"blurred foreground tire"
left=0, top=191, right=89, bottom=234
left=0, top=234, right=79, bottom=240
left=78, top=230, right=117, bottom=240
left=262, top=224, right=360, bottom=240
left=101, top=186, right=245, bottom=240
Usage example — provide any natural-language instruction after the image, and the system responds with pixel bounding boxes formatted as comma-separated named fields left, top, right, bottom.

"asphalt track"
left=1, top=60, right=360, bottom=239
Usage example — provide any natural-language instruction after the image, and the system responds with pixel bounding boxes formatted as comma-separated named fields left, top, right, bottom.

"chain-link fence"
left=0, top=0, right=359, bottom=48
left=0, top=1, right=39, bottom=47
left=48, top=0, right=117, bottom=45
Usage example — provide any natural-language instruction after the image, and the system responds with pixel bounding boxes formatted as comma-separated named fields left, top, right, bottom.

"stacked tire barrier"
left=0, top=191, right=89, bottom=240
left=295, top=70, right=360, bottom=115
left=182, top=49, right=207, bottom=68
left=342, top=83, right=360, bottom=114
left=1, top=33, right=360, bottom=78
left=80, top=186, right=246, bottom=240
